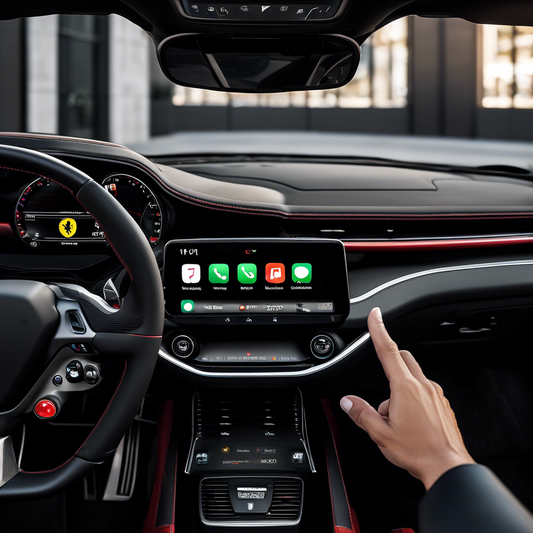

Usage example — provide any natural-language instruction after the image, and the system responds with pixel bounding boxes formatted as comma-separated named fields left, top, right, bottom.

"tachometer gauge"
left=102, top=175, right=162, bottom=246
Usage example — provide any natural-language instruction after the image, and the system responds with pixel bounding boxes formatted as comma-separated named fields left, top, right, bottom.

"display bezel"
left=163, top=238, right=350, bottom=325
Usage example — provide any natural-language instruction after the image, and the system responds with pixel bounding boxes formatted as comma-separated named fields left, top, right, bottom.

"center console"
left=188, top=388, right=312, bottom=528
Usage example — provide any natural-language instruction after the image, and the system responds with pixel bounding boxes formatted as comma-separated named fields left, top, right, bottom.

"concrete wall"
left=26, top=16, right=59, bottom=134
left=0, top=20, right=25, bottom=131
left=108, top=15, right=151, bottom=145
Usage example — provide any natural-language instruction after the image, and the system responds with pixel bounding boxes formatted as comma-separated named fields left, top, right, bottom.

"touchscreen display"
left=163, top=239, right=350, bottom=322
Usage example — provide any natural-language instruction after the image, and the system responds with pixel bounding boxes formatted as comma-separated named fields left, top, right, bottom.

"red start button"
left=34, top=399, right=57, bottom=419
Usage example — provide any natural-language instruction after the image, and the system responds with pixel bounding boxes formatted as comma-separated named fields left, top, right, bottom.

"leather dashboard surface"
left=2, top=133, right=533, bottom=219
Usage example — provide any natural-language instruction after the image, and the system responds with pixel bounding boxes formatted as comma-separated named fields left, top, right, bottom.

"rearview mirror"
left=158, top=34, right=360, bottom=93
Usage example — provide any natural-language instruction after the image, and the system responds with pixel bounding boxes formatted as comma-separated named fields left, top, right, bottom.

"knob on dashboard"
left=310, top=334, right=335, bottom=359
left=171, top=334, right=197, bottom=358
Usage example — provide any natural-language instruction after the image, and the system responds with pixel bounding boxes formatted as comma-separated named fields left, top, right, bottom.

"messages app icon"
left=238, top=263, right=257, bottom=284
left=292, top=263, right=312, bottom=283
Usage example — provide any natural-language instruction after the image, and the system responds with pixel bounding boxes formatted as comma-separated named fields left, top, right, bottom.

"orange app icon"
left=266, top=263, right=285, bottom=283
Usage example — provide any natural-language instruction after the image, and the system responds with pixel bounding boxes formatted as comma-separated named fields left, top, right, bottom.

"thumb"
left=340, top=395, right=389, bottom=438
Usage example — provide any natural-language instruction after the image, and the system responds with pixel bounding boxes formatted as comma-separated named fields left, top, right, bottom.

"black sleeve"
left=419, top=464, right=533, bottom=533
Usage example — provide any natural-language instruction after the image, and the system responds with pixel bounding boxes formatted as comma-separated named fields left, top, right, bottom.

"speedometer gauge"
left=102, top=175, right=162, bottom=247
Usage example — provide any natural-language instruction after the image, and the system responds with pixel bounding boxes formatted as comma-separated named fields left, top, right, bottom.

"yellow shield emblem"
left=59, top=218, right=77, bottom=238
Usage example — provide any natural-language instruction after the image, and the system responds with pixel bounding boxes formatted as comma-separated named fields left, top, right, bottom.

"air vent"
left=201, top=480, right=236, bottom=521
left=195, top=389, right=302, bottom=437
left=266, top=480, right=303, bottom=521
left=283, top=217, right=533, bottom=242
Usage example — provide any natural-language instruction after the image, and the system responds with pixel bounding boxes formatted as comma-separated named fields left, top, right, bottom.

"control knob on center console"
left=171, top=334, right=197, bottom=358
left=309, top=332, right=343, bottom=360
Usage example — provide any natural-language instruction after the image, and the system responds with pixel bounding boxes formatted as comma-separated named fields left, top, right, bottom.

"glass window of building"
left=171, top=18, right=409, bottom=109
left=482, top=25, right=533, bottom=108
left=58, top=15, right=108, bottom=138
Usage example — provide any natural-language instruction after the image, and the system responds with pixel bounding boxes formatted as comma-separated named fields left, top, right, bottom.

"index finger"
left=367, top=308, right=410, bottom=382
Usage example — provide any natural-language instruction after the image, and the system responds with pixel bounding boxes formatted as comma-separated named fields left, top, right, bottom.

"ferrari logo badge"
left=59, top=217, right=77, bottom=238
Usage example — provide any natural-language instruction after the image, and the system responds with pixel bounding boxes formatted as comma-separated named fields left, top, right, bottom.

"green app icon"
left=209, top=263, right=229, bottom=284
left=181, top=300, right=194, bottom=313
left=292, top=263, right=312, bottom=283
left=238, top=263, right=257, bottom=284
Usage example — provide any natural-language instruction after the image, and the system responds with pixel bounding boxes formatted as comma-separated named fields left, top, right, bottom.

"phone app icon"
left=292, top=263, right=312, bottom=283
left=266, top=263, right=285, bottom=284
left=181, top=300, right=194, bottom=313
left=238, top=263, right=257, bottom=284
left=209, top=263, right=229, bottom=284
left=182, top=264, right=201, bottom=284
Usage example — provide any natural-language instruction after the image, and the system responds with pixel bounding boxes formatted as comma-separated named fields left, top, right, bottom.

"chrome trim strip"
left=350, top=259, right=533, bottom=304
left=159, top=333, right=371, bottom=378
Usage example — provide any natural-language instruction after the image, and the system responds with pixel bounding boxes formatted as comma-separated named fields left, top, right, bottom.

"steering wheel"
left=0, top=145, right=164, bottom=499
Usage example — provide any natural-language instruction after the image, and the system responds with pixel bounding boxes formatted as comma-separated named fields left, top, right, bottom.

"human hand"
left=340, top=308, right=475, bottom=490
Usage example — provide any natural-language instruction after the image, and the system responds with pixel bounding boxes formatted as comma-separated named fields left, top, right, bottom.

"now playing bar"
left=181, top=301, right=334, bottom=314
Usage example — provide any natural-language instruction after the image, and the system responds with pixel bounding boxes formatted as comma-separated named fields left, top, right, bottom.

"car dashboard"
left=2, top=132, right=533, bottom=384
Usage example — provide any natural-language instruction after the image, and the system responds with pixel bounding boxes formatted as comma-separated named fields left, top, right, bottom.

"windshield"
left=0, top=15, right=532, bottom=158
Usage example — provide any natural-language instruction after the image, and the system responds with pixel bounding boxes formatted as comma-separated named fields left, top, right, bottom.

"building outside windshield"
left=0, top=15, right=532, bottom=146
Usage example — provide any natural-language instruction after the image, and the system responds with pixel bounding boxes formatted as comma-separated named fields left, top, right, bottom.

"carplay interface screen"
left=163, top=239, right=350, bottom=322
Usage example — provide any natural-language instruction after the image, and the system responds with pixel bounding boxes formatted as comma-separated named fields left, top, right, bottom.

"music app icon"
left=182, top=264, right=201, bottom=284
left=265, top=263, right=285, bottom=284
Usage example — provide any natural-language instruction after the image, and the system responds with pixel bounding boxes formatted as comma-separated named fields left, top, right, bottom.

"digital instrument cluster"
left=14, top=174, right=162, bottom=248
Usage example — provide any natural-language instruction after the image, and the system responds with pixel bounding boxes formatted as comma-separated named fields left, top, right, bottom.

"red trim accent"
left=153, top=527, right=174, bottom=533
left=21, top=361, right=128, bottom=474
left=391, top=529, right=416, bottom=533
left=343, top=236, right=533, bottom=251
left=322, top=399, right=361, bottom=533
left=142, top=400, right=175, bottom=533
left=127, top=334, right=163, bottom=338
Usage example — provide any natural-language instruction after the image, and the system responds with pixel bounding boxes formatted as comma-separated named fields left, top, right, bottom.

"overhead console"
left=173, top=0, right=345, bottom=22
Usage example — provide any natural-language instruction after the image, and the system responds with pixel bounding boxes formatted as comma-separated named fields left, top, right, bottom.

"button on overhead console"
left=179, top=0, right=340, bottom=21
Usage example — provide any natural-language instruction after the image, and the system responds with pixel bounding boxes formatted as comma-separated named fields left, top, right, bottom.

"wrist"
left=420, top=453, right=476, bottom=491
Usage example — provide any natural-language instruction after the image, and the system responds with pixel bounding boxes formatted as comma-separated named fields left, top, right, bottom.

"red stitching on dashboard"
left=125, top=161, right=533, bottom=221
left=20, top=361, right=128, bottom=474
